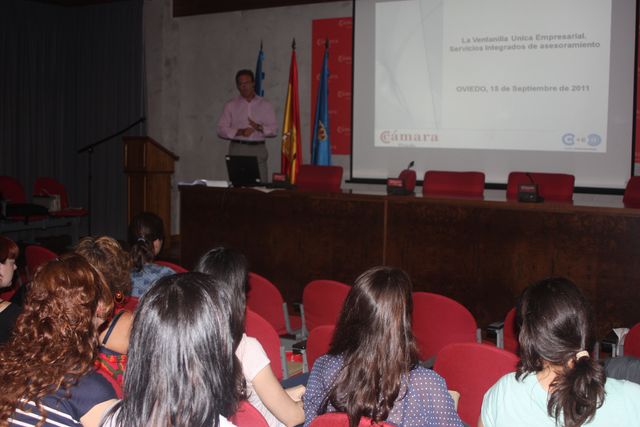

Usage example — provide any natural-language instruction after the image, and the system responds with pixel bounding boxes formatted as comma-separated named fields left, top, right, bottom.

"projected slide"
left=374, top=0, right=612, bottom=152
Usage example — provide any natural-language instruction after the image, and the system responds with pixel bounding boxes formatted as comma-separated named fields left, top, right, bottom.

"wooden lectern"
left=123, top=136, right=179, bottom=245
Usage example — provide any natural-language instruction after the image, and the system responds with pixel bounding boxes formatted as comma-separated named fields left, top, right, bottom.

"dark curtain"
left=0, top=0, right=145, bottom=240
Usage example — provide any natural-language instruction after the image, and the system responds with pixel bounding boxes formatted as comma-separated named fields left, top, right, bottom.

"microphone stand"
left=77, top=117, right=146, bottom=235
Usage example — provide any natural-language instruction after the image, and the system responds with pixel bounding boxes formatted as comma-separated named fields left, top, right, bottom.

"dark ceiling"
left=31, top=0, right=344, bottom=16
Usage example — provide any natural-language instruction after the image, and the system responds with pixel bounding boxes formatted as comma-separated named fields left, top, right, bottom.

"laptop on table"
left=225, top=155, right=263, bottom=187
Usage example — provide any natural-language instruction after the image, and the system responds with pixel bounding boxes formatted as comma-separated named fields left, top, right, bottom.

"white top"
left=236, top=333, right=284, bottom=427
left=481, top=372, right=640, bottom=427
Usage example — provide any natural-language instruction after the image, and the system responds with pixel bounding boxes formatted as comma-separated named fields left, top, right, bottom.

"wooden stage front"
left=180, top=186, right=640, bottom=339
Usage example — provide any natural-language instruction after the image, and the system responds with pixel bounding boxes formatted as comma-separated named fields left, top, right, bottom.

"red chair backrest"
left=230, top=400, right=269, bottom=427
left=623, top=176, right=640, bottom=208
left=411, top=291, right=477, bottom=361
left=307, top=325, right=335, bottom=371
left=296, top=165, right=343, bottom=193
left=624, top=323, right=640, bottom=358
left=303, top=280, right=350, bottom=333
left=154, top=260, right=188, bottom=273
left=247, top=272, right=287, bottom=335
left=309, top=413, right=394, bottom=427
left=422, top=171, right=485, bottom=198
left=506, top=172, right=575, bottom=202
left=33, top=177, right=69, bottom=209
left=503, top=307, right=519, bottom=354
left=116, top=296, right=140, bottom=314
left=0, top=176, right=27, bottom=203
left=398, top=169, right=417, bottom=192
left=434, top=342, right=518, bottom=426
left=25, top=245, right=57, bottom=279
left=245, top=308, right=284, bottom=381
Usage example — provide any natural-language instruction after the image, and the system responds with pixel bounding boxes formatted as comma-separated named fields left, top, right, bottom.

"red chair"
left=495, top=307, right=519, bottom=354
left=301, top=280, right=350, bottom=335
left=506, top=172, right=575, bottom=202
left=245, top=308, right=287, bottom=380
left=33, top=177, right=88, bottom=217
left=623, top=176, right=640, bottom=208
left=434, top=342, right=519, bottom=426
left=25, top=245, right=57, bottom=280
left=154, top=260, right=188, bottom=273
left=0, top=176, right=48, bottom=222
left=422, top=171, right=485, bottom=198
left=115, top=296, right=140, bottom=314
left=411, top=291, right=478, bottom=363
left=247, top=272, right=302, bottom=337
left=309, top=413, right=394, bottom=427
left=303, top=324, right=335, bottom=373
left=624, top=323, right=640, bottom=358
left=296, top=165, right=343, bottom=193
left=230, top=400, right=269, bottom=427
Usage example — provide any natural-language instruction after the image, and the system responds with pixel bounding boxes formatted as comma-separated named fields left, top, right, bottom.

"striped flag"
left=254, top=41, right=265, bottom=96
left=281, top=40, right=302, bottom=183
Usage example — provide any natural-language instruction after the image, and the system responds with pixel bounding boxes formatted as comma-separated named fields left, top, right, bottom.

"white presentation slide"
left=352, top=0, right=636, bottom=188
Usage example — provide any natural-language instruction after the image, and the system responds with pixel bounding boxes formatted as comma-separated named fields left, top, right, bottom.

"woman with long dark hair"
left=0, top=253, right=117, bottom=426
left=303, top=266, right=463, bottom=427
left=0, top=236, right=20, bottom=344
left=480, top=277, right=640, bottom=427
left=195, top=247, right=305, bottom=427
left=127, top=211, right=174, bottom=297
left=102, top=272, right=243, bottom=427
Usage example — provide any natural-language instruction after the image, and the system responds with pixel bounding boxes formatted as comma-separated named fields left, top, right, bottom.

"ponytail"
left=128, top=212, right=165, bottom=271
left=547, top=353, right=606, bottom=427
left=129, top=238, right=155, bottom=271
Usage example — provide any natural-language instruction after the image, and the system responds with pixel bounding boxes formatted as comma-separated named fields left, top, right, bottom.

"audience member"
left=0, top=253, right=117, bottom=426
left=0, top=236, right=20, bottom=344
left=303, top=266, right=463, bottom=427
left=127, top=211, right=174, bottom=297
left=101, top=272, right=242, bottom=427
left=75, top=236, right=133, bottom=391
left=195, top=247, right=305, bottom=427
left=480, top=277, right=640, bottom=427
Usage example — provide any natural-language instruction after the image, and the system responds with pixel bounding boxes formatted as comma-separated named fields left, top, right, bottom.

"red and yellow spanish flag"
left=281, top=40, right=302, bottom=184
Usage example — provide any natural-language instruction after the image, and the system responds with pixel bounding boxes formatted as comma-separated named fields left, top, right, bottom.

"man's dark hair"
left=235, top=69, right=254, bottom=85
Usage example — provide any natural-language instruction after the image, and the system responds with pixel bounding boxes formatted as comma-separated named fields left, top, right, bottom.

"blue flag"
left=254, top=43, right=265, bottom=97
left=311, top=43, right=331, bottom=165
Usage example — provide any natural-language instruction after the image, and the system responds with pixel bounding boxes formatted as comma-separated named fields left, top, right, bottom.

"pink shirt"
left=217, top=95, right=277, bottom=141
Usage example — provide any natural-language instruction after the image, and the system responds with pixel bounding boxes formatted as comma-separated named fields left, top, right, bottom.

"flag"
left=312, top=40, right=331, bottom=165
left=281, top=40, right=302, bottom=184
left=254, top=41, right=265, bottom=96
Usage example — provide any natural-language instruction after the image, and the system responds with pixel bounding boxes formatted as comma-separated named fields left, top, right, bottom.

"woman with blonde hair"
left=0, top=253, right=117, bottom=426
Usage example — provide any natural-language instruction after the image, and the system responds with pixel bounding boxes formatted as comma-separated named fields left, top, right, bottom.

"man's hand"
left=248, top=118, right=264, bottom=133
left=235, top=127, right=255, bottom=137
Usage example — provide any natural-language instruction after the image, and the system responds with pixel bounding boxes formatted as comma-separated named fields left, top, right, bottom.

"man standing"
left=217, top=69, right=277, bottom=183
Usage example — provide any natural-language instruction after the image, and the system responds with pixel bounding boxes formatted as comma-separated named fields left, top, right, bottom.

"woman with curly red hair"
left=0, top=236, right=20, bottom=344
left=0, top=253, right=118, bottom=427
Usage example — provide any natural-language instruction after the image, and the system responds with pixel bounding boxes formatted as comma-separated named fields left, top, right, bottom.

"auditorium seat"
left=492, top=307, right=519, bottom=354
left=296, top=165, right=343, bottom=193
left=624, top=323, right=640, bottom=358
left=245, top=308, right=287, bottom=380
left=412, top=291, right=479, bottom=364
left=25, top=245, right=57, bottom=280
left=301, top=279, right=350, bottom=336
left=506, top=172, right=575, bottom=202
left=154, top=260, right=188, bottom=273
left=230, top=400, right=269, bottom=427
left=33, top=176, right=88, bottom=217
left=309, top=413, right=394, bottom=427
left=247, top=272, right=302, bottom=338
left=302, top=324, right=335, bottom=373
left=422, top=170, right=485, bottom=198
left=434, top=342, right=518, bottom=426
left=0, top=175, right=48, bottom=222
left=623, top=176, right=640, bottom=208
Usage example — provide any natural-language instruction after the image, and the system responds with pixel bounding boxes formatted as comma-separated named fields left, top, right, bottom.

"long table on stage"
left=180, top=186, right=640, bottom=338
